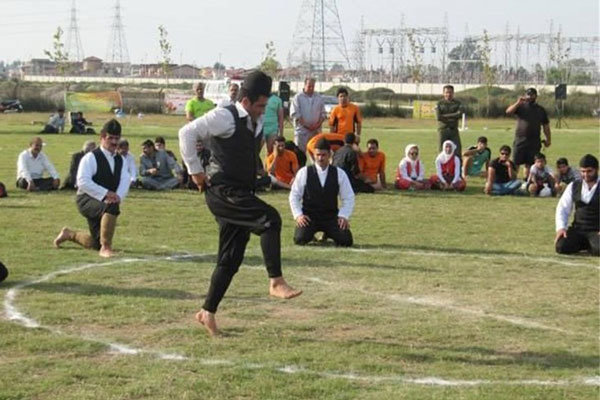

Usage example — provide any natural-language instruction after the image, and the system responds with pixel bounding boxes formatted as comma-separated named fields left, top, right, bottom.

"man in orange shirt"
left=359, top=138, right=386, bottom=190
left=265, top=136, right=299, bottom=190
left=329, top=87, right=362, bottom=140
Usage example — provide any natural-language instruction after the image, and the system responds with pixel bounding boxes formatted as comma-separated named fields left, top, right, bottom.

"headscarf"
left=436, top=140, right=456, bottom=165
left=401, top=144, right=420, bottom=177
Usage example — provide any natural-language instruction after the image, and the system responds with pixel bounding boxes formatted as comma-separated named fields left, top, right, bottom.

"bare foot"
left=53, top=227, right=72, bottom=248
left=269, top=277, right=303, bottom=299
left=195, top=310, right=220, bottom=336
left=98, top=246, right=116, bottom=258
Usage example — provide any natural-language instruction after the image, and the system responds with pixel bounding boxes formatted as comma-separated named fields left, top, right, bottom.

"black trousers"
left=16, top=178, right=56, bottom=191
left=350, top=177, right=375, bottom=194
left=40, top=124, right=59, bottom=134
left=76, top=194, right=120, bottom=250
left=294, top=217, right=353, bottom=247
left=555, top=228, right=600, bottom=256
left=203, top=184, right=282, bottom=313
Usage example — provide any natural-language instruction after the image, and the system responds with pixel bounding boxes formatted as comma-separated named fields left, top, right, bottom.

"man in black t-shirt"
left=332, top=133, right=374, bottom=194
left=505, top=88, right=551, bottom=179
left=484, top=145, right=523, bottom=196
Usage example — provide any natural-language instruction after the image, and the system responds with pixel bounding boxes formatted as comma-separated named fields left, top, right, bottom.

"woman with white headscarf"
left=395, top=144, right=431, bottom=190
left=431, top=140, right=466, bottom=191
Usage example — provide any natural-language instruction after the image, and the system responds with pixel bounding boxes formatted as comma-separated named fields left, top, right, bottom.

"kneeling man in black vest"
left=555, top=154, right=599, bottom=256
left=290, top=138, right=355, bottom=247
left=54, top=119, right=130, bottom=258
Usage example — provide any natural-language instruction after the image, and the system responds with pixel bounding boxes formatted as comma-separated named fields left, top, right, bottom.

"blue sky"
left=1, top=0, right=598, bottom=67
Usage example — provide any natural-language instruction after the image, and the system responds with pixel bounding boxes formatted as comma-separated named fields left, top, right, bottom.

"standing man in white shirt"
left=289, top=138, right=355, bottom=247
left=16, top=137, right=60, bottom=191
left=217, top=82, right=240, bottom=108
left=555, top=154, right=599, bottom=256
left=179, top=71, right=302, bottom=336
left=54, top=120, right=130, bottom=258
left=290, top=77, right=326, bottom=153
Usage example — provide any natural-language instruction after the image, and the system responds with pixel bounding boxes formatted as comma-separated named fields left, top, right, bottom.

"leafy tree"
left=44, top=27, right=70, bottom=80
left=259, top=41, right=281, bottom=79
left=447, top=38, right=483, bottom=83
left=480, top=30, right=496, bottom=116
left=158, top=25, right=172, bottom=87
left=213, top=62, right=226, bottom=71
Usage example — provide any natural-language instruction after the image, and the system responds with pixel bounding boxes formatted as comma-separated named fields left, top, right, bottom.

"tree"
left=480, top=30, right=496, bottom=117
left=447, top=38, right=483, bottom=83
left=213, top=62, right=225, bottom=71
left=158, top=25, right=172, bottom=87
left=44, top=27, right=70, bottom=81
left=259, top=41, right=281, bottom=79
left=406, top=32, right=423, bottom=98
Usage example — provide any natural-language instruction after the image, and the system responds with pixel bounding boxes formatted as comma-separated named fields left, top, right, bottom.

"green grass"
left=0, top=113, right=598, bottom=399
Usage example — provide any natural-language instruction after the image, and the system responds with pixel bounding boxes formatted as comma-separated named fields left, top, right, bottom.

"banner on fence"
left=65, top=91, right=123, bottom=112
left=164, top=91, right=190, bottom=115
left=412, top=100, right=437, bottom=119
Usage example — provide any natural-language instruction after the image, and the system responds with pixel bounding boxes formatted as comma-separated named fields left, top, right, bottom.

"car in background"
left=322, top=95, right=338, bottom=117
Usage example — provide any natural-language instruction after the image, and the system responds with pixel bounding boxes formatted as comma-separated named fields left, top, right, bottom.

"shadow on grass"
left=29, top=281, right=198, bottom=300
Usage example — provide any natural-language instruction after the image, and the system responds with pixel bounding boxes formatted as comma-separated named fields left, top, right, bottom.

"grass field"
left=0, top=113, right=598, bottom=399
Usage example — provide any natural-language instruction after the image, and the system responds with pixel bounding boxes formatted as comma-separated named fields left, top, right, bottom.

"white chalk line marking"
left=282, top=246, right=599, bottom=269
left=3, top=252, right=599, bottom=387
left=304, top=276, right=579, bottom=335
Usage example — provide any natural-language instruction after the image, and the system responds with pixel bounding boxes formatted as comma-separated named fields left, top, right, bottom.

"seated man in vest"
left=359, top=138, right=386, bottom=190
left=16, top=137, right=60, bottom=191
left=555, top=154, right=599, bottom=256
left=139, top=139, right=182, bottom=190
left=53, top=119, right=130, bottom=258
left=332, top=133, right=375, bottom=194
left=62, top=140, right=96, bottom=190
left=265, top=136, right=299, bottom=190
left=290, top=138, right=355, bottom=247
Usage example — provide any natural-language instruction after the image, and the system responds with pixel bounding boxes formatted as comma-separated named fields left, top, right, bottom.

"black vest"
left=572, top=180, right=600, bottom=232
left=207, top=105, right=258, bottom=190
left=302, top=165, right=339, bottom=220
left=92, top=148, right=122, bottom=192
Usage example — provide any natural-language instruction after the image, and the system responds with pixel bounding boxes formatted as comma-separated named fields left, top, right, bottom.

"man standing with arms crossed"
left=179, top=71, right=302, bottom=336
left=435, top=85, right=463, bottom=157
left=290, top=77, right=326, bottom=153
left=506, top=87, right=551, bottom=179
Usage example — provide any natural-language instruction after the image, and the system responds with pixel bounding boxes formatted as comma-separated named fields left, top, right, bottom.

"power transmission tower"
left=106, top=0, right=130, bottom=73
left=66, top=0, right=84, bottom=62
left=288, top=0, right=351, bottom=79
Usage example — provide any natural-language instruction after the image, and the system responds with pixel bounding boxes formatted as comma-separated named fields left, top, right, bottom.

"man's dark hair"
left=154, top=136, right=166, bottom=144
left=499, top=145, right=511, bottom=154
left=274, top=136, right=286, bottom=144
left=534, top=153, right=546, bottom=161
left=336, top=87, right=349, bottom=97
left=118, top=139, right=129, bottom=147
left=477, top=136, right=488, bottom=144
left=142, top=139, right=154, bottom=148
left=239, top=70, right=272, bottom=103
left=344, top=133, right=356, bottom=144
left=579, top=154, right=599, bottom=169
left=526, top=87, right=537, bottom=96
left=315, top=138, right=331, bottom=151
left=57, top=106, right=65, bottom=112
left=367, top=138, right=379, bottom=148
left=101, top=119, right=122, bottom=136
left=556, top=157, right=569, bottom=167
left=443, top=85, right=454, bottom=91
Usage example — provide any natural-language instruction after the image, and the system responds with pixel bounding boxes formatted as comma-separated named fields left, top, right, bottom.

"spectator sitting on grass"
left=139, top=139, right=182, bottom=190
left=16, top=137, right=60, bottom=191
left=359, top=138, right=386, bottom=190
left=70, top=111, right=95, bottom=134
left=117, top=139, right=138, bottom=188
left=484, top=145, right=522, bottom=196
left=526, top=153, right=556, bottom=197
left=265, top=136, right=299, bottom=190
left=62, top=140, right=96, bottom=190
left=462, top=136, right=491, bottom=179
left=430, top=140, right=466, bottom=191
left=40, top=107, right=66, bottom=134
left=553, top=157, right=582, bottom=195
left=395, top=144, right=431, bottom=190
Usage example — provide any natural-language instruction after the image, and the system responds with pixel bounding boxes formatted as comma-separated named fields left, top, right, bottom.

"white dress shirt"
left=121, top=152, right=138, bottom=183
left=77, top=147, right=130, bottom=202
left=555, top=178, right=600, bottom=231
left=16, top=150, right=59, bottom=181
left=289, top=164, right=355, bottom=220
left=179, top=102, right=264, bottom=175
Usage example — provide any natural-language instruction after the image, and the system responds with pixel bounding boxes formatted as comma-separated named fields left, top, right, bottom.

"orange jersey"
left=265, top=149, right=298, bottom=184
left=359, top=151, right=386, bottom=182
left=306, top=132, right=346, bottom=159
left=328, top=103, right=362, bottom=135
